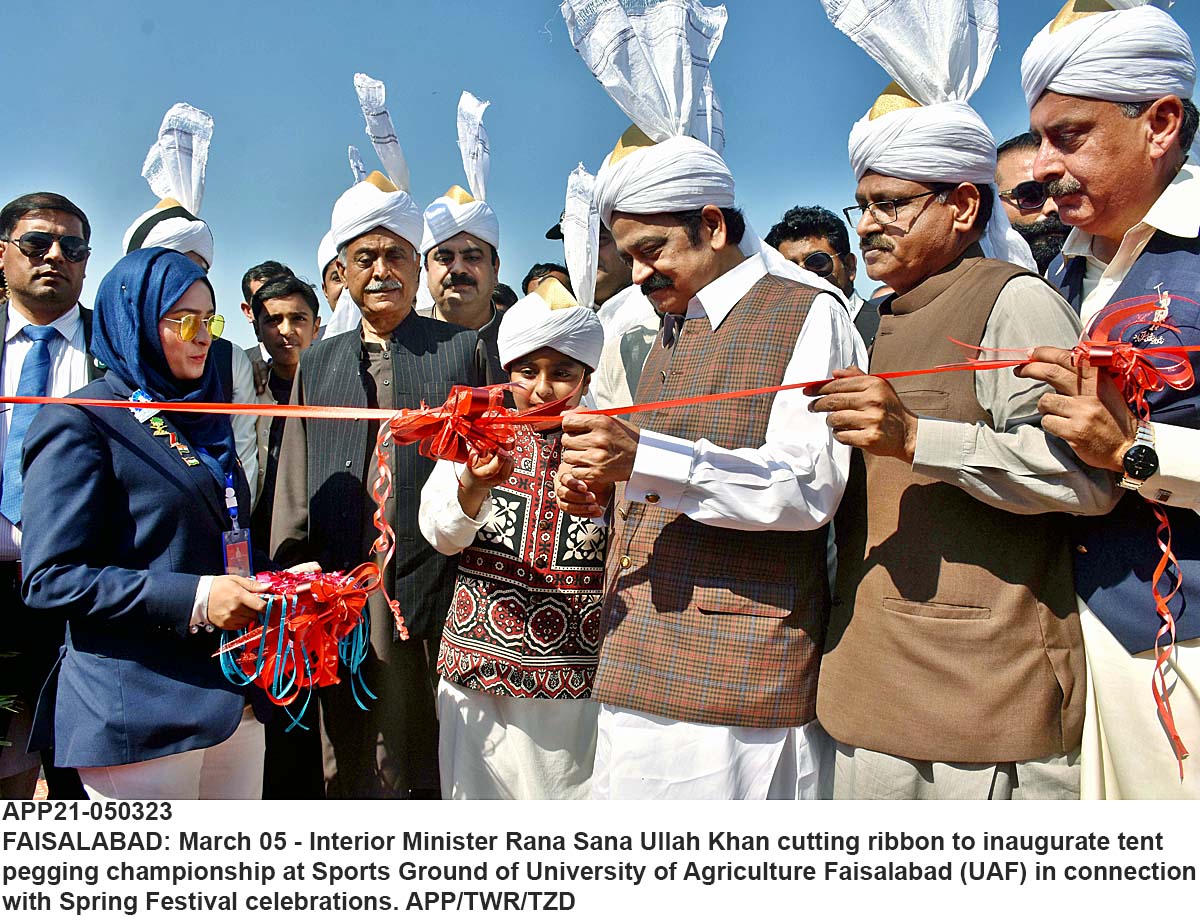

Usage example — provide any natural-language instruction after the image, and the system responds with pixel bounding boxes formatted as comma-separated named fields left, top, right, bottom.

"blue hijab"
left=92, top=248, right=237, bottom=484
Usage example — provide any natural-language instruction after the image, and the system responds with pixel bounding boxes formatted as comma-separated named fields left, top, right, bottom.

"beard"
left=1012, top=214, right=1070, bottom=274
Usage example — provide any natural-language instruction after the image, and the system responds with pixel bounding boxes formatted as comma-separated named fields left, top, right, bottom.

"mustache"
left=1045, top=177, right=1083, bottom=197
left=640, top=273, right=673, bottom=296
left=443, top=272, right=476, bottom=290
left=364, top=279, right=404, bottom=293
left=859, top=233, right=895, bottom=253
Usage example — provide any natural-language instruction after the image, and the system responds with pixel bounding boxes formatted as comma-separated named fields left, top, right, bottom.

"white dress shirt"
left=625, top=252, right=862, bottom=531
left=0, top=302, right=91, bottom=560
left=1059, top=161, right=1200, bottom=511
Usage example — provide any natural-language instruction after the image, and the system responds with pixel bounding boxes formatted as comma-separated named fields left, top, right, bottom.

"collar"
left=687, top=252, right=767, bottom=330
left=4, top=301, right=82, bottom=344
left=1062, top=161, right=1200, bottom=262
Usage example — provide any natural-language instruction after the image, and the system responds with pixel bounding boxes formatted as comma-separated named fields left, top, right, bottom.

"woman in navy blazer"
left=20, top=248, right=275, bottom=799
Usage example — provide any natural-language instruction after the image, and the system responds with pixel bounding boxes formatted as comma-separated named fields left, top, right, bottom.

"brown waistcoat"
left=593, top=271, right=829, bottom=729
left=817, top=250, right=1084, bottom=763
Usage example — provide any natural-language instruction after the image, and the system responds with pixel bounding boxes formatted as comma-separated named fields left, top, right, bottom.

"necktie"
left=661, top=312, right=683, bottom=347
left=1, top=325, right=61, bottom=525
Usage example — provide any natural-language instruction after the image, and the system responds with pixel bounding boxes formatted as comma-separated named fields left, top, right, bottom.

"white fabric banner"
left=561, top=0, right=726, bottom=152
left=141, top=102, right=213, bottom=214
left=562, top=164, right=599, bottom=310
left=354, top=73, right=412, bottom=192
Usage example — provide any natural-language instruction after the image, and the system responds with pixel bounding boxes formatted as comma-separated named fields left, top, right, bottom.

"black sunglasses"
left=2, top=230, right=91, bottom=263
left=801, top=250, right=839, bottom=278
left=998, top=180, right=1048, bottom=212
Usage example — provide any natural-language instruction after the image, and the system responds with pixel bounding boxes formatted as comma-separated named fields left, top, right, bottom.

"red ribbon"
left=215, top=564, right=380, bottom=711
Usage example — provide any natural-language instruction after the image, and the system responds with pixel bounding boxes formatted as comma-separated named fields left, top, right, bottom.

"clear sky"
left=4, top=1, right=1196, bottom=347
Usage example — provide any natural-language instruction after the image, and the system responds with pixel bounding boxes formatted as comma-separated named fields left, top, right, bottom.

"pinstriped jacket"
left=269, top=310, right=482, bottom=639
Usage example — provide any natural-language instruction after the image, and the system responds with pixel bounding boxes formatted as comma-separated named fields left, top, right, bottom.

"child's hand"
left=462, top=450, right=515, bottom=492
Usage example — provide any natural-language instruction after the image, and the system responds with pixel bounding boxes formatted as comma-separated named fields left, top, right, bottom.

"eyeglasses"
left=2, top=231, right=91, bottom=263
left=800, top=250, right=843, bottom=278
left=162, top=313, right=225, bottom=342
left=842, top=189, right=943, bottom=227
left=998, top=180, right=1049, bottom=212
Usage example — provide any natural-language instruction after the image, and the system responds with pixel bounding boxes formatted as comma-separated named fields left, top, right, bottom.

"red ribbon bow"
left=368, top=384, right=581, bottom=632
left=215, top=564, right=380, bottom=714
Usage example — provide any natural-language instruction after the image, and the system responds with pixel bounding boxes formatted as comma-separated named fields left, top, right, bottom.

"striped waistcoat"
left=593, top=272, right=829, bottom=729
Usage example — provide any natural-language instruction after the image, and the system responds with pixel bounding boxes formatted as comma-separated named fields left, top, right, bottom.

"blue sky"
left=4, top=1, right=1196, bottom=347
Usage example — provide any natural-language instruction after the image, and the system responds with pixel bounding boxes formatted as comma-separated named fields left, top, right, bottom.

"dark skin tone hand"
left=553, top=412, right=632, bottom=517
left=806, top=367, right=919, bottom=462
left=1014, top=345, right=1137, bottom=472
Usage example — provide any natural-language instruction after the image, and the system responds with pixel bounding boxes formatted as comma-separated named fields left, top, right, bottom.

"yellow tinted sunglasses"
left=162, top=313, right=225, bottom=342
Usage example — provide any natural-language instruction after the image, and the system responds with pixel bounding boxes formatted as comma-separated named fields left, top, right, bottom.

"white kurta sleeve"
left=418, top=458, right=493, bottom=555
left=624, top=293, right=856, bottom=532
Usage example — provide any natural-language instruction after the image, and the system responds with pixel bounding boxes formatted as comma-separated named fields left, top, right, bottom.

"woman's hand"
left=207, top=575, right=268, bottom=631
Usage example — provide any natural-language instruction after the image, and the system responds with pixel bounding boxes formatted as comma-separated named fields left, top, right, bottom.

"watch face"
left=1123, top=444, right=1159, bottom=481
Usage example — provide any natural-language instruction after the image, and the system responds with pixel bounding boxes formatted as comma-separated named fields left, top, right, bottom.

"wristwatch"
left=1119, top=420, right=1159, bottom=490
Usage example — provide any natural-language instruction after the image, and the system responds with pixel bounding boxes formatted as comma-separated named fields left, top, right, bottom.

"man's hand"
left=1015, top=346, right=1137, bottom=472
left=807, top=367, right=919, bottom=462
left=252, top=360, right=271, bottom=396
left=560, top=412, right=640, bottom=486
left=207, top=575, right=268, bottom=631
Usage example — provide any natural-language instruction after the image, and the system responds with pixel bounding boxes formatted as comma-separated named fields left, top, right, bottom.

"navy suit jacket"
left=1048, top=234, right=1200, bottom=652
left=19, top=373, right=255, bottom=767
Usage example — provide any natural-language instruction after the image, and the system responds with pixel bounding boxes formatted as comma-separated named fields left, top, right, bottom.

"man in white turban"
left=270, top=168, right=484, bottom=799
left=1015, top=0, right=1200, bottom=799
left=554, top=0, right=859, bottom=801
left=808, top=0, right=1117, bottom=801
left=420, top=92, right=505, bottom=383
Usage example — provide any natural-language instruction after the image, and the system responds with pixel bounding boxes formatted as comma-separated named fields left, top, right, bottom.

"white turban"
left=317, top=231, right=337, bottom=278
left=594, top=136, right=734, bottom=229
left=822, top=0, right=1034, bottom=271
left=497, top=284, right=605, bottom=371
left=420, top=91, right=500, bottom=255
left=330, top=175, right=423, bottom=251
left=1022, top=3, right=1195, bottom=109
left=123, top=206, right=215, bottom=269
left=420, top=196, right=500, bottom=255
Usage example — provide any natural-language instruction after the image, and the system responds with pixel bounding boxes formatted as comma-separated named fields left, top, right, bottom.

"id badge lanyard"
left=221, top=473, right=254, bottom=577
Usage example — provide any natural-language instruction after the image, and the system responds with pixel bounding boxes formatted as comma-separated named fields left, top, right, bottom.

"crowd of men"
left=2, top=0, right=1199, bottom=800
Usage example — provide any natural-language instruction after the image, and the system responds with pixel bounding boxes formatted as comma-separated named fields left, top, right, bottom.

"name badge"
left=222, top=529, right=253, bottom=578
